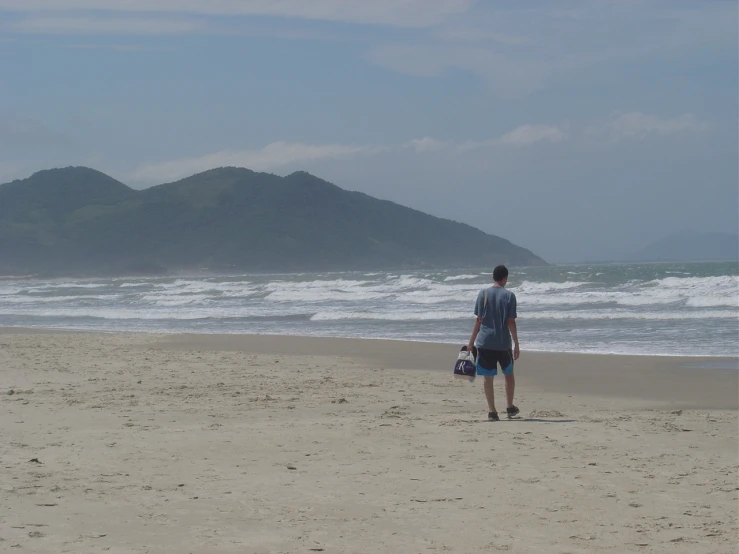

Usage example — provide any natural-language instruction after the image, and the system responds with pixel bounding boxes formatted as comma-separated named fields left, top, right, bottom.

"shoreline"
left=2, top=327, right=737, bottom=409
left=1, top=325, right=737, bottom=362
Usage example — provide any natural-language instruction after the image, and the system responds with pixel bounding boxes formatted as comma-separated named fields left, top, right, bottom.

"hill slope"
left=630, top=231, right=738, bottom=262
left=0, top=166, right=546, bottom=275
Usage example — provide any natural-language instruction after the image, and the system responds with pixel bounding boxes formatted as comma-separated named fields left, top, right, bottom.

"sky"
left=0, top=0, right=737, bottom=263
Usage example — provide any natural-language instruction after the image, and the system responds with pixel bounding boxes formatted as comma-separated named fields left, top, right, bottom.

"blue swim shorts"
left=475, top=348, right=514, bottom=377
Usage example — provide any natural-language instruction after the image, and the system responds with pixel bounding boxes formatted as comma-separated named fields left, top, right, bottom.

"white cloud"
left=130, top=128, right=570, bottom=185
left=0, top=0, right=473, bottom=28
left=109, top=110, right=717, bottom=185
left=435, top=27, right=530, bottom=46
left=404, top=114, right=705, bottom=154
left=366, top=45, right=447, bottom=78
left=129, top=141, right=380, bottom=184
left=367, top=2, right=735, bottom=96
left=10, top=16, right=203, bottom=35
left=366, top=43, right=581, bottom=97
left=405, top=125, right=568, bottom=154
left=404, top=137, right=451, bottom=152
left=498, top=124, right=568, bottom=146
left=601, top=112, right=711, bottom=141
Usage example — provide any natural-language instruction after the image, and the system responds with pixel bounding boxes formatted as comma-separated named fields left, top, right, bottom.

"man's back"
left=474, top=286, right=517, bottom=350
left=467, top=265, right=521, bottom=421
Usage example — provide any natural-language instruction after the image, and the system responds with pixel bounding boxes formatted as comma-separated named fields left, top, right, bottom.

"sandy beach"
left=1, top=330, right=737, bottom=553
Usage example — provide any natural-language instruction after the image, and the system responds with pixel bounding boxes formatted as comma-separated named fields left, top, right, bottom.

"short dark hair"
left=493, top=265, right=509, bottom=282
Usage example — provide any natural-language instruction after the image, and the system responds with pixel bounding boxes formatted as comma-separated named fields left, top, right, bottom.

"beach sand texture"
left=1, top=331, right=737, bottom=553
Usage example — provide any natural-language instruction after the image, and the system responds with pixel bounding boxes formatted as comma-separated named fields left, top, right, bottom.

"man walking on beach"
left=467, top=265, right=520, bottom=421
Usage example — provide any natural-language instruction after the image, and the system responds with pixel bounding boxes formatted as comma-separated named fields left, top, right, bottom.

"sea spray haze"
left=0, top=262, right=736, bottom=357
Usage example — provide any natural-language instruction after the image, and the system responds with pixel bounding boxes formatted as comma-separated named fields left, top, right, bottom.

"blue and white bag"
left=453, top=346, right=476, bottom=382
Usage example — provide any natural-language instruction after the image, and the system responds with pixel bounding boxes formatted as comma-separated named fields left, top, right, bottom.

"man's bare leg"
left=483, top=376, right=496, bottom=413
left=504, top=373, right=515, bottom=408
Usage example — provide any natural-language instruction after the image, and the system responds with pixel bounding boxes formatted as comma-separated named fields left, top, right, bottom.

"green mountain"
left=0, top=166, right=546, bottom=275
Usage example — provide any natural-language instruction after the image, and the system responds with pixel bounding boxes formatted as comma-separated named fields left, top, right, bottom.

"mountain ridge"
left=0, top=166, right=546, bottom=276
left=629, top=231, right=738, bottom=263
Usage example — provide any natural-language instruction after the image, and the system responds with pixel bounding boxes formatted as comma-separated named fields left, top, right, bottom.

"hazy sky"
left=1, top=0, right=737, bottom=263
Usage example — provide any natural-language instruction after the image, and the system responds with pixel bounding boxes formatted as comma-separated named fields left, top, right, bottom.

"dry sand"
left=1, top=330, right=737, bottom=553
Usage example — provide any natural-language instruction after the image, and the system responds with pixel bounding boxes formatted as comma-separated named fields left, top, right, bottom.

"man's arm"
left=507, top=318, right=520, bottom=360
left=467, top=316, right=482, bottom=351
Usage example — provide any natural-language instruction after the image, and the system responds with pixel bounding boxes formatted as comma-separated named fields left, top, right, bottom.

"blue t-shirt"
left=473, top=286, right=517, bottom=350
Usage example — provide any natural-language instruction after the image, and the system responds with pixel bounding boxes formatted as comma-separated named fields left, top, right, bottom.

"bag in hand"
left=453, top=345, right=476, bottom=382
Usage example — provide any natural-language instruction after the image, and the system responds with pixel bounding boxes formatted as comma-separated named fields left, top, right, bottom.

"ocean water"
left=0, top=262, right=737, bottom=357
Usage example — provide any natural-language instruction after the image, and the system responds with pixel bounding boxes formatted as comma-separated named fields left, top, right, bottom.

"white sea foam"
left=310, top=310, right=469, bottom=321
left=309, top=308, right=737, bottom=322
left=267, top=290, right=391, bottom=302
left=512, top=275, right=739, bottom=309
left=1, top=267, right=737, bottom=357
left=523, top=310, right=736, bottom=321
left=443, top=274, right=480, bottom=282
left=265, top=278, right=369, bottom=290
left=686, top=296, right=739, bottom=308
left=0, top=286, right=23, bottom=295
left=23, top=282, right=108, bottom=291
left=262, top=277, right=404, bottom=303
left=637, top=275, right=738, bottom=308
left=398, top=284, right=480, bottom=304
left=511, top=281, right=591, bottom=294
left=0, top=294, right=120, bottom=304
left=390, top=276, right=435, bottom=289
left=0, top=305, right=312, bottom=320
left=140, top=294, right=213, bottom=306
left=519, top=292, right=623, bottom=307
left=647, top=275, right=739, bottom=291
